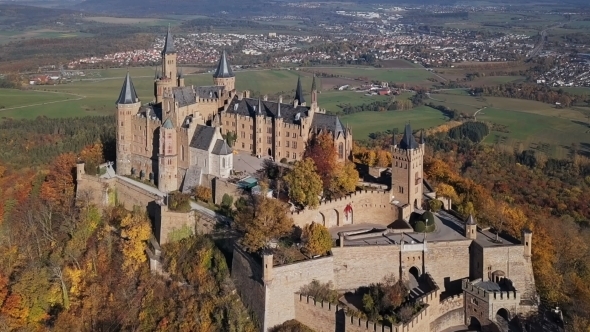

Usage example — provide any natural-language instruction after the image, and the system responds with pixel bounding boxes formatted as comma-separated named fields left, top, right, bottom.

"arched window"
left=222, top=157, right=226, bottom=168
left=338, top=142, right=344, bottom=159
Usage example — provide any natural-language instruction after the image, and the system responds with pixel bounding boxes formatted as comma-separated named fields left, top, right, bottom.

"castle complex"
left=115, top=27, right=352, bottom=193
left=73, top=28, right=540, bottom=332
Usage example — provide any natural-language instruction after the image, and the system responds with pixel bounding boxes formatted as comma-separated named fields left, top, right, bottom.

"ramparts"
left=462, top=279, right=521, bottom=303
left=290, top=189, right=395, bottom=228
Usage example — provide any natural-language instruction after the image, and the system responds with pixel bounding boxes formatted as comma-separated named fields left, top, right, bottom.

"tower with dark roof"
left=391, top=122, right=425, bottom=211
left=158, top=117, right=178, bottom=193
left=161, top=25, right=177, bottom=83
left=213, top=50, right=235, bottom=92
left=116, top=72, right=141, bottom=176
left=294, top=76, right=306, bottom=107
left=465, top=214, right=477, bottom=240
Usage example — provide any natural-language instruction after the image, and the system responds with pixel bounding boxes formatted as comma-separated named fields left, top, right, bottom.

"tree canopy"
left=283, top=158, right=323, bottom=208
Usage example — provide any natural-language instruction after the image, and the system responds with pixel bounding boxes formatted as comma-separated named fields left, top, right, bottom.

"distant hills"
left=74, top=0, right=273, bottom=15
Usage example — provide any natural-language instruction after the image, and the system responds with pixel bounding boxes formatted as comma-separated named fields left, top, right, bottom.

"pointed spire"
left=154, top=66, right=158, bottom=80
left=213, top=49, right=235, bottom=78
left=399, top=122, right=419, bottom=150
left=466, top=214, right=476, bottom=225
left=277, top=97, right=282, bottom=118
left=162, top=117, right=174, bottom=129
left=161, top=24, right=175, bottom=56
left=258, top=97, right=262, bottom=115
left=294, top=76, right=305, bottom=105
left=116, top=72, right=139, bottom=105
left=311, top=74, right=317, bottom=91
left=392, top=131, right=397, bottom=146
left=420, top=129, right=425, bottom=145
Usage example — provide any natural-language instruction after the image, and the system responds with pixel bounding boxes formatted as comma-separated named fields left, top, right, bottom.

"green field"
left=341, top=106, right=450, bottom=141
left=0, top=29, right=92, bottom=44
left=312, top=67, right=435, bottom=83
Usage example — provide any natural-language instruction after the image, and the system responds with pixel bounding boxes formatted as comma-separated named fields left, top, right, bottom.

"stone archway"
left=344, top=204, right=353, bottom=225
left=325, top=209, right=339, bottom=228
left=408, top=266, right=421, bottom=291
left=468, top=316, right=482, bottom=331
left=313, top=212, right=326, bottom=227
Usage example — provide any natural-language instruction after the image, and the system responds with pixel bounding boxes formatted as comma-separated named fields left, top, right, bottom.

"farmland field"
left=311, top=67, right=435, bottom=83
left=341, top=106, right=450, bottom=141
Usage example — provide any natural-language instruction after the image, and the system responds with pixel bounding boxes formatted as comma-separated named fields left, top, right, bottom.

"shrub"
left=423, top=211, right=435, bottom=226
left=168, top=191, right=191, bottom=212
left=415, top=221, right=426, bottom=232
left=220, top=193, right=234, bottom=216
left=303, top=222, right=332, bottom=256
left=428, top=199, right=443, bottom=212
left=270, top=320, right=314, bottom=332
left=280, top=158, right=288, bottom=164
left=299, top=280, right=340, bottom=304
left=195, top=185, right=212, bottom=203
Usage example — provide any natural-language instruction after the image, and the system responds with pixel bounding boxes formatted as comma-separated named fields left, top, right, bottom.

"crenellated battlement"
left=290, top=189, right=389, bottom=216
left=440, top=293, right=464, bottom=305
left=296, top=293, right=341, bottom=312
left=198, top=98, right=218, bottom=103
left=462, top=279, right=521, bottom=303
left=418, top=273, right=440, bottom=305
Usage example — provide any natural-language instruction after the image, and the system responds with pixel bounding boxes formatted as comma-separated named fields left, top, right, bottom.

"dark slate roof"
left=212, top=50, right=234, bottom=78
left=311, top=113, right=347, bottom=137
left=138, top=105, right=162, bottom=121
left=190, top=125, right=216, bottom=151
left=294, top=76, right=305, bottom=105
left=181, top=165, right=202, bottom=194
left=399, top=123, right=419, bottom=150
left=225, top=96, right=309, bottom=124
left=212, top=139, right=232, bottom=155
left=420, top=129, right=425, bottom=144
left=392, top=131, right=397, bottom=146
left=466, top=214, right=477, bottom=225
left=172, top=86, right=197, bottom=107
left=162, top=118, right=174, bottom=129
left=311, top=75, right=317, bottom=91
left=196, top=85, right=225, bottom=99
left=161, top=26, right=175, bottom=56
left=116, top=72, right=139, bottom=105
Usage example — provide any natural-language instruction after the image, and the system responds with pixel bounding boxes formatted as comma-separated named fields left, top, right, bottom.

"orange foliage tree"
left=40, top=153, right=76, bottom=209
left=304, top=132, right=338, bottom=190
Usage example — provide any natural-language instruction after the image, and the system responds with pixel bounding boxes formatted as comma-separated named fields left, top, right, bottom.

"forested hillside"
left=0, top=116, right=256, bottom=331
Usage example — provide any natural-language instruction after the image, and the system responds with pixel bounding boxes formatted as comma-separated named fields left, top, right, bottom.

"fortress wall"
left=77, top=174, right=113, bottom=207
left=293, top=294, right=342, bottom=332
left=113, top=178, right=158, bottom=213
left=291, top=190, right=395, bottom=228
left=231, top=247, right=266, bottom=329
left=424, top=240, right=471, bottom=294
left=212, top=177, right=241, bottom=205
left=265, top=256, right=335, bottom=330
left=430, top=294, right=465, bottom=332
left=331, top=246, right=400, bottom=290
left=481, top=245, right=534, bottom=298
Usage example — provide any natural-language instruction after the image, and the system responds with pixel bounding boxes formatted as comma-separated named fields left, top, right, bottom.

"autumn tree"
left=304, top=132, right=338, bottom=189
left=233, top=196, right=294, bottom=252
left=283, top=158, right=322, bottom=208
left=79, top=142, right=104, bottom=175
left=120, top=210, right=152, bottom=273
left=303, top=222, right=332, bottom=256
left=40, top=152, right=77, bottom=209
left=327, top=161, right=359, bottom=199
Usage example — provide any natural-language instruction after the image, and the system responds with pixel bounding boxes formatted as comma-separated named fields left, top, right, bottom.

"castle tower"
left=212, top=50, right=235, bottom=91
left=465, top=214, right=477, bottom=240
left=158, top=118, right=178, bottom=193
left=310, top=75, right=318, bottom=113
left=274, top=95, right=284, bottom=161
left=522, top=230, right=532, bottom=258
left=293, top=76, right=306, bottom=107
left=116, top=72, right=141, bottom=175
left=161, top=25, right=177, bottom=82
left=391, top=123, right=424, bottom=210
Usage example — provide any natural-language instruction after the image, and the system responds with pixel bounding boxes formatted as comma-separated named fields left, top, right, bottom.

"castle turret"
left=262, top=252, right=274, bottom=284
left=310, top=75, right=318, bottom=113
left=177, top=68, right=185, bottom=87
left=213, top=50, right=235, bottom=91
left=294, top=76, right=305, bottom=107
left=116, top=72, right=141, bottom=175
left=158, top=118, right=178, bottom=193
left=522, top=229, right=532, bottom=258
left=465, top=214, right=477, bottom=240
left=391, top=123, right=424, bottom=210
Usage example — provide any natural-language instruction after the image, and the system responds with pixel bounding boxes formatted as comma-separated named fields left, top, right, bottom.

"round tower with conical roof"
left=213, top=50, right=235, bottom=92
left=116, top=72, right=141, bottom=175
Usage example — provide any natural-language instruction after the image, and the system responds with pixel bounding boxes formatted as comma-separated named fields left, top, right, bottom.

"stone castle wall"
left=291, top=190, right=396, bottom=228
left=425, top=240, right=472, bottom=294
left=331, top=245, right=401, bottom=290
left=265, top=255, right=335, bottom=330
left=231, top=247, right=267, bottom=328
left=480, top=245, right=535, bottom=301
left=430, top=294, right=465, bottom=332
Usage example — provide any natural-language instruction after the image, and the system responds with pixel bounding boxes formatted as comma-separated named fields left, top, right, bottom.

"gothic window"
left=338, top=142, right=344, bottom=159
left=167, top=133, right=171, bottom=139
left=293, top=153, right=297, bottom=159
left=292, top=132, right=296, bottom=138
left=293, top=142, right=297, bottom=149
left=267, top=127, right=272, bottom=134
left=242, top=124, right=245, bottom=129
left=286, top=141, right=290, bottom=148
left=121, top=121, right=124, bottom=127
left=267, top=137, right=271, bottom=144
left=222, top=158, right=226, bottom=168
left=286, top=151, right=290, bottom=158
left=181, top=146, right=185, bottom=161
left=241, top=132, right=245, bottom=138
left=242, top=142, right=245, bottom=148
left=167, top=145, right=172, bottom=154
